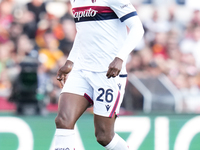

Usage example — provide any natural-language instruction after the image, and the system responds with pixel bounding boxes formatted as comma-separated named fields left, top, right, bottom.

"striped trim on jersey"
left=120, top=11, right=137, bottom=22
left=72, top=6, right=137, bottom=23
left=109, top=91, right=120, bottom=117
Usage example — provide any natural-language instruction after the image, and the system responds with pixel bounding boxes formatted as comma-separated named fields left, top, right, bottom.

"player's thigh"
left=56, top=70, right=92, bottom=128
left=56, top=93, right=90, bottom=129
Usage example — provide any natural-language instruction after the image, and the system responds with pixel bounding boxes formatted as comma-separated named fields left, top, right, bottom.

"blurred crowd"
left=0, top=0, right=200, bottom=113
left=0, top=0, right=75, bottom=105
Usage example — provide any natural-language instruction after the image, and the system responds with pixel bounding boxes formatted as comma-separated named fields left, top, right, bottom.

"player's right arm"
left=57, top=32, right=80, bottom=87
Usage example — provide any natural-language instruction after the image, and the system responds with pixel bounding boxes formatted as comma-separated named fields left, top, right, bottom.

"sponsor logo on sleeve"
left=120, top=3, right=132, bottom=9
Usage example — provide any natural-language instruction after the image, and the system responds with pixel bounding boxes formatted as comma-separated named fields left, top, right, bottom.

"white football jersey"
left=69, top=0, right=138, bottom=73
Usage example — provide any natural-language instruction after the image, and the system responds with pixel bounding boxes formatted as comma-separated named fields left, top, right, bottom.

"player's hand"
left=106, top=57, right=123, bottom=79
left=57, top=60, right=73, bottom=88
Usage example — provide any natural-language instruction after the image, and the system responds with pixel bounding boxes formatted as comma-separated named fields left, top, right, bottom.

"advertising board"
left=0, top=113, right=200, bottom=150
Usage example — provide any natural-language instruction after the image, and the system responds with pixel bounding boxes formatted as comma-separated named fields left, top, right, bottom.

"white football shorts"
left=61, top=69, right=127, bottom=117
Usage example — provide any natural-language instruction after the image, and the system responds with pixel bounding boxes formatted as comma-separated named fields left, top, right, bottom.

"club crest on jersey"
left=72, top=8, right=98, bottom=21
left=92, top=0, right=96, bottom=3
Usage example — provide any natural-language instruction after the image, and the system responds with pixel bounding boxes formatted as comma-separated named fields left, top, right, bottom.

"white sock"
left=105, top=133, right=129, bottom=150
left=54, top=129, right=75, bottom=150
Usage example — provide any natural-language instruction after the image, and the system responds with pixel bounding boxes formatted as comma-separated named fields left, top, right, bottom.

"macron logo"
left=73, top=8, right=98, bottom=21
left=105, top=105, right=111, bottom=111
left=118, top=83, right=121, bottom=90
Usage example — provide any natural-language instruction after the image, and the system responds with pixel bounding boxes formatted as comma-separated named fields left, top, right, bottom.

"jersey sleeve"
left=116, top=16, right=144, bottom=61
left=67, top=33, right=80, bottom=62
left=108, top=0, right=137, bottom=22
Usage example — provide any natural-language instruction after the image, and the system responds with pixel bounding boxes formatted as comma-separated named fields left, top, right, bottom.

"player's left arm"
left=116, top=15, right=144, bottom=60
left=107, top=1, right=144, bottom=78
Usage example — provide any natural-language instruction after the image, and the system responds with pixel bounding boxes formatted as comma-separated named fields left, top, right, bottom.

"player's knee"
left=55, top=115, right=74, bottom=129
left=55, top=115, right=66, bottom=128
left=95, top=131, right=113, bottom=146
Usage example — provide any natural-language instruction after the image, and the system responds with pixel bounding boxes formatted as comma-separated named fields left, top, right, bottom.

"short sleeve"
left=108, top=0, right=137, bottom=22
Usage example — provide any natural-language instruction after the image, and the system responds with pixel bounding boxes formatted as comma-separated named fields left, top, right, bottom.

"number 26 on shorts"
left=96, top=88, right=113, bottom=103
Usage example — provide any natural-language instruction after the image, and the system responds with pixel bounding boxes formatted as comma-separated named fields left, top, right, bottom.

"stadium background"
left=1, top=0, right=200, bottom=149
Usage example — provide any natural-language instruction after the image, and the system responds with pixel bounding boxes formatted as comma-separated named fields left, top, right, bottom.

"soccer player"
left=54, top=0, right=144, bottom=149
